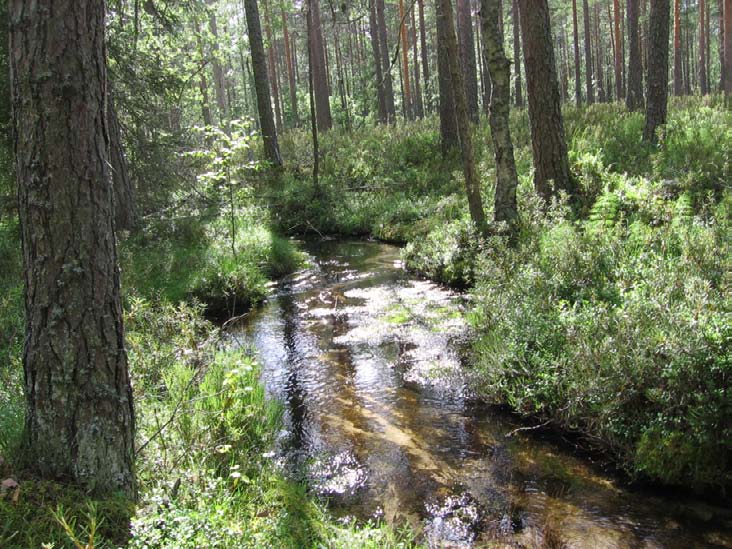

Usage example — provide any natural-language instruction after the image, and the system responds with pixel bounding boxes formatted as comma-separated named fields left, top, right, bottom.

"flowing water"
left=232, top=239, right=731, bottom=548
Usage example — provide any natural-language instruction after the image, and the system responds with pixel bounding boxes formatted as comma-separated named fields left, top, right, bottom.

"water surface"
left=233, top=239, right=731, bottom=548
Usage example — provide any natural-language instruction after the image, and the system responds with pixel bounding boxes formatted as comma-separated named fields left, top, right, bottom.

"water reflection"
left=235, top=240, right=732, bottom=548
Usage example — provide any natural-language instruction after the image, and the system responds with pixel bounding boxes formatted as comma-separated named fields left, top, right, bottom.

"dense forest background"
left=0, top=0, right=730, bottom=546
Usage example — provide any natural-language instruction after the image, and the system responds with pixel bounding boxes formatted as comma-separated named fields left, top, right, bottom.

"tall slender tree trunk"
left=457, top=0, right=480, bottom=120
left=10, top=0, right=136, bottom=496
left=370, top=0, right=388, bottom=123
left=418, top=0, right=432, bottom=111
left=437, top=0, right=460, bottom=151
left=673, top=0, right=683, bottom=95
left=512, top=0, right=524, bottom=107
left=725, top=0, right=732, bottom=103
left=108, top=94, right=135, bottom=230
left=644, top=0, right=670, bottom=142
left=481, top=0, right=519, bottom=230
left=400, top=0, right=413, bottom=119
left=613, top=0, right=624, bottom=100
left=195, top=20, right=214, bottom=127
left=244, top=0, right=283, bottom=165
left=477, top=12, right=491, bottom=114
left=626, top=0, right=644, bottom=109
left=412, top=5, right=425, bottom=117
left=310, top=0, right=333, bottom=130
left=518, top=0, right=576, bottom=201
left=440, top=0, right=487, bottom=232
left=282, top=6, right=300, bottom=126
left=208, top=0, right=230, bottom=125
left=595, top=3, right=607, bottom=101
left=306, top=0, right=320, bottom=193
left=264, top=0, right=284, bottom=133
left=721, top=0, right=727, bottom=92
left=572, top=0, right=582, bottom=103
left=583, top=0, right=595, bottom=103
left=376, top=0, right=397, bottom=121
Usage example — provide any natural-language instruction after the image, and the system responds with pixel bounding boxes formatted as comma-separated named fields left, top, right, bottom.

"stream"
left=232, top=239, right=731, bottom=548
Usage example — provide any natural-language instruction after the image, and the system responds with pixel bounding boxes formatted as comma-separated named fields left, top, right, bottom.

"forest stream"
left=231, top=239, right=731, bottom=548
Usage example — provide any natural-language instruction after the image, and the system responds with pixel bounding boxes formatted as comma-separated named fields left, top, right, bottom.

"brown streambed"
left=231, top=239, right=732, bottom=548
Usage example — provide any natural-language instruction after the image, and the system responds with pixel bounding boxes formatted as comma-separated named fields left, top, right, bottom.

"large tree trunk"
left=673, top=0, right=683, bottom=95
left=644, top=0, right=670, bottom=142
left=244, top=0, right=283, bottom=165
left=440, top=0, right=487, bottom=233
left=512, top=0, right=524, bottom=107
left=437, top=0, right=460, bottom=152
left=572, top=0, right=582, bottom=104
left=369, top=0, right=388, bottom=123
left=518, top=0, right=576, bottom=202
left=481, top=0, right=519, bottom=231
left=376, top=0, right=397, bottom=122
left=10, top=0, right=135, bottom=496
left=457, top=0, right=480, bottom=121
left=583, top=0, right=595, bottom=103
left=626, top=0, right=644, bottom=110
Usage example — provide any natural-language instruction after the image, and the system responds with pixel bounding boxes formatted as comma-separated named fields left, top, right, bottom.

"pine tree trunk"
left=595, top=3, right=607, bottom=101
left=376, top=0, right=397, bottom=122
left=412, top=6, right=425, bottom=117
left=583, top=0, right=595, bottom=103
left=244, top=0, right=283, bottom=165
left=195, top=20, right=214, bottom=127
left=418, top=0, right=432, bottom=111
left=512, top=0, right=524, bottom=107
left=644, top=0, right=670, bottom=142
left=572, top=0, right=582, bottom=103
left=457, top=0, right=480, bottom=121
left=437, top=0, right=460, bottom=151
left=673, top=0, right=683, bottom=95
left=264, top=0, right=284, bottom=133
left=440, top=0, right=487, bottom=232
left=481, top=0, right=519, bottom=230
left=518, top=0, right=576, bottom=201
left=282, top=7, right=300, bottom=126
left=208, top=1, right=230, bottom=125
left=400, top=0, right=413, bottom=119
left=721, top=0, right=727, bottom=92
left=10, top=0, right=136, bottom=496
left=306, top=0, right=320, bottom=192
left=626, top=0, right=644, bottom=110
left=108, top=94, right=135, bottom=231
left=725, top=0, right=732, bottom=103
left=614, top=0, right=623, bottom=100
left=310, top=0, right=333, bottom=130
left=370, top=0, right=388, bottom=123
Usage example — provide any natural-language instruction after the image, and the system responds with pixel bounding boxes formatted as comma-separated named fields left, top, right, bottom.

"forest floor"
left=0, top=96, right=730, bottom=546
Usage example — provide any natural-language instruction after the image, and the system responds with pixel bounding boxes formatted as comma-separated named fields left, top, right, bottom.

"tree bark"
left=306, top=0, right=320, bottom=193
left=725, top=0, right=732, bottom=103
left=572, top=0, right=582, bottom=104
left=412, top=5, right=425, bottom=117
left=370, top=0, right=388, bottom=123
left=440, top=0, right=488, bottom=232
left=376, top=0, right=397, bottom=122
left=518, top=0, right=576, bottom=202
left=458, top=0, right=480, bottom=121
left=644, top=0, right=670, bottom=142
left=626, top=0, right=644, bottom=110
left=583, top=0, right=595, bottom=103
left=512, top=0, right=524, bottom=107
left=244, top=0, right=283, bottom=165
left=264, top=0, right=284, bottom=133
left=481, top=0, right=519, bottom=230
left=399, top=0, right=413, bottom=118
left=208, top=0, right=230, bottom=125
left=195, top=20, right=214, bottom=127
left=108, top=94, right=135, bottom=231
left=282, top=6, right=300, bottom=126
left=673, top=0, right=683, bottom=95
left=437, top=0, right=460, bottom=152
left=310, top=0, right=333, bottom=130
left=614, top=0, right=624, bottom=100
left=10, top=0, right=135, bottom=496
left=595, top=3, right=607, bottom=102
left=419, top=0, right=432, bottom=112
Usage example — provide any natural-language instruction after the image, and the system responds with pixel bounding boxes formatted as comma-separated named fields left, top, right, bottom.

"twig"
left=504, top=419, right=552, bottom=438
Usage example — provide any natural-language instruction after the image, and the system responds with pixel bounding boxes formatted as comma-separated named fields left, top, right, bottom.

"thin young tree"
left=512, top=0, right=524, bottom=107
left=10, top=0, right=136, bottom=496
left=518, top=0, right=576, bottom=202
left=244, top=0, right=283, bottom=165
left=440, top=0, right=488, bottom=232
left=481, top=0, right=519, bottom=230
left=583, top=0, right=595, bottom=103
left=418, top=0, right=432, bottom=112
left=437, top=0, right=460, bottom=151
left=626, top=0, right=644, bottom=110
left=306, top=0, right=320, bottom=192
left=644, top=0, right=670, bottom=142
left=572, top=0, right=582, bottom=104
